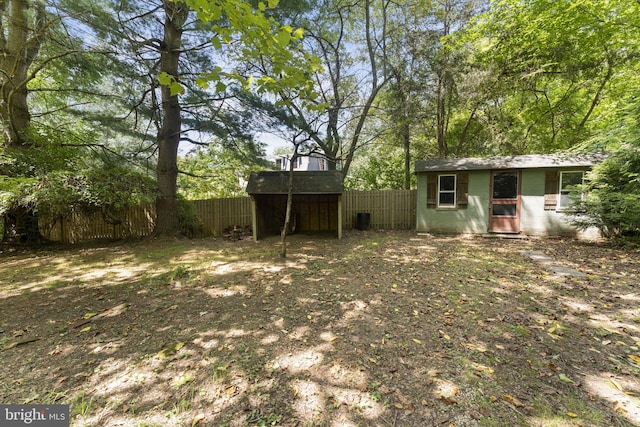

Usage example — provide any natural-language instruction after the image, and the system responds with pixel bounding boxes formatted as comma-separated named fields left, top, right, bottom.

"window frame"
left=437, top=174, right=457, bottom=208
left=557, top=170, right=584, bottom=210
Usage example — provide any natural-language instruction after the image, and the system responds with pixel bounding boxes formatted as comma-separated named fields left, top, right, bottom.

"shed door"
left=489, top=170, right=521, bottom=233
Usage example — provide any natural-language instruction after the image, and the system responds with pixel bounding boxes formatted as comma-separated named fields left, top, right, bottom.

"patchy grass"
left=1, top=231, right=639, bottom=426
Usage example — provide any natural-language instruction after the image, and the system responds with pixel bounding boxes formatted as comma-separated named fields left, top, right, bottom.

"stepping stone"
left=519, top=250, right=586, bottom=277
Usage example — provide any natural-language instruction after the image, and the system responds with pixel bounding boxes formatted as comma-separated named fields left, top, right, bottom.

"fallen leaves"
left=547, top=321, right=565, bottom=339
left=2, top=336, right=39, bottom=351
left=628, top=354, right=640, bottom=366
left=558, top=373, right=576, bottom=384
left=433, top=379, right=459, bottom=405
left=157, top=341, right=185, bottom=358
left=71, top=303, right=129, bottom=329
left=191, top=413, right=205, bottom=426
left=610, top=378, right=624, bottom=391
left=502, top=394, right=525, bottom=407
left=464, top=342, right=487, bottom=352
left=1, top=233, right=639, bottom=427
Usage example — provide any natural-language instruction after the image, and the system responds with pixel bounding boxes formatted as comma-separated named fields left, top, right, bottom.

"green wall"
left=417, top=168, right=597, bottom=237
left=416, top=171, right=490, bottom=234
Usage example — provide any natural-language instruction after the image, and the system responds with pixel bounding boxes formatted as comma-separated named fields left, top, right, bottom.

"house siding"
left=519, top=168, right=599, bottom=238
left=417, top=166, right=600, bottom=238
left=417, top=170, right=490, bottom=234
left=520, top=169, right=576, bottom=236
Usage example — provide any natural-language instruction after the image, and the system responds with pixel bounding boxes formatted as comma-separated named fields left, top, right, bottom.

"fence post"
left=390, top=191, right=395, bottom=229
left=49, top=190, right=419, bottom=242
left=337, top=195, right=342, bottom=239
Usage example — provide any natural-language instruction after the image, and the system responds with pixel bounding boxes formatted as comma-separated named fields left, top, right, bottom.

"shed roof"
left=415, top=153, right=608, bottom=173
left=246, top=171, right=344, bottom=195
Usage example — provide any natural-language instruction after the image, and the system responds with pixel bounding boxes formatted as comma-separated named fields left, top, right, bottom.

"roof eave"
left=414, top=153, right=608, bottom=173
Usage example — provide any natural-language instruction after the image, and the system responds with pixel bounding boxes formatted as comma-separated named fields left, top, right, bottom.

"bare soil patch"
left=1, top=231, right=639, bottom=426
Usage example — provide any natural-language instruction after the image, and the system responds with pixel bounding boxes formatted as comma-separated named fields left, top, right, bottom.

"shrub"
left=568, top=145, right=640, bottom=238
left=177, top=195, right=202, bottom=238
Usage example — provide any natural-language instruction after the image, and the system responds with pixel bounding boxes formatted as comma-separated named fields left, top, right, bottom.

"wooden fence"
left=343, top=189, right=416, bottom=230
left=193, top=197, right=253, bottom=237
left=42, top=190, right=417, bottom=243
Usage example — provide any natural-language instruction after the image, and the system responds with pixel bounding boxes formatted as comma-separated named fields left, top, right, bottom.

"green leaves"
left=184, top=0, right=317, bottom=107
left=450, top=0, right=640, bottom=153
left=158, top=72, right=185, bottom=96
left=569, top=144, right=640, bottom=237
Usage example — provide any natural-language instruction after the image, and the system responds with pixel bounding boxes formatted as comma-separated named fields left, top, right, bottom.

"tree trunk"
left=0, top=0, right=37, bottom=145
left=399, top=80, right=412, bottom=190
left=153, top=0, right=188, bottom=237
left=435, top=1, right=452, bottom=159
left=280, top=150, right=298, bottom=258
left=436, top=74, right=448, bottom=158
left=403, top=118, right=411, bottom=189
left=0, top=0, right=47, bottom=244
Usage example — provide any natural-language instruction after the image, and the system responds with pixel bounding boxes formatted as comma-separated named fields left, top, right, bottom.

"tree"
left=429, top=0, right=485, bottom=158
left=115, top=0, right=317, bottom=237
left=0, top=0, right=111, bottom=242
left=1, top=0, right=186, bottom=243
left=178, top=143, right=266, bottom=199
left=0, top=0, right=46, bottom=242
left=372, top=0, right=428, bottom=188
left=568, top=97, right=640, bottom=238
left=242, top=0, right=394, bottom=179
left=451, top=0, right=640, bottom=154
left=154, top=0, right=189, bottom=236
left=570, top=146, right=640, bottom=238
left=0, top=0, right=46, bottom=146
left=346, top=144, right=411, bottom=190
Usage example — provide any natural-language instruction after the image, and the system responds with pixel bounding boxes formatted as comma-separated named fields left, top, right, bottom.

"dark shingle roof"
left=414, top=153, right=608, bottom=173
left=246, top=171, right=344, bottom=195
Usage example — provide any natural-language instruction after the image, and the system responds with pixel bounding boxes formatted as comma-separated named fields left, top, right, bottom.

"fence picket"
left=41, top=190, right=417, bottom=243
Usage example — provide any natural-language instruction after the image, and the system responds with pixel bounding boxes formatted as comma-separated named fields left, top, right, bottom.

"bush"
left=568, top=145, right=640, bottom=238
left=177, top=195, right=202, bottom=238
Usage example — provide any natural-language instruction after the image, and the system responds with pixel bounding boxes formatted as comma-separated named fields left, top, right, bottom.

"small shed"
left=246, top=170, right=344, bottom=241
left=414, top=153, right=607, bottom=237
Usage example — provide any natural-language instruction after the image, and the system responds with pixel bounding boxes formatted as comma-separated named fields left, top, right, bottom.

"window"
left=558, top=171, right=584, bottom=209
left=492, top=171, right=518, bottom=200
left=438, top=175, right=456, bottom=207
left=427, top=173, right=468, bottom=209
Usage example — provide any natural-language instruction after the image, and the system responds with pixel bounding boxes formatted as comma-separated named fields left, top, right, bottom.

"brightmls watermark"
left=1, top=405, right=69, bottom=426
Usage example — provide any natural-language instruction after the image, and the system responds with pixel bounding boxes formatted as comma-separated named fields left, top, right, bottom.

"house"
left=246, top=170, right=343, bottom=241
left=414, top=153, right=607, bottom=238
left=273, top=151, right=331, bottom=171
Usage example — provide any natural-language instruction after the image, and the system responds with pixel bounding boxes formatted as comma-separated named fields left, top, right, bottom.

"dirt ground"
left=1, top=231, right=639, bottom=427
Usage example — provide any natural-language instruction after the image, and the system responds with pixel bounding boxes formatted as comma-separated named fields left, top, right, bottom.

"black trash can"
left=356, top=213, right=371, bottom=231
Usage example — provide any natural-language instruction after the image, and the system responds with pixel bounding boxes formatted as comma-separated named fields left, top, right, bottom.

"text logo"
left=1, top=405, right=69, bottom=426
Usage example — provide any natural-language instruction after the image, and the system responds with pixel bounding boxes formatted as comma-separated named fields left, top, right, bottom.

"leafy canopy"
left=0, top=126, right=157, bottom=223
left=568, top=98, right=640, bottom=238
left=167, top=0, right=321, bottom=107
